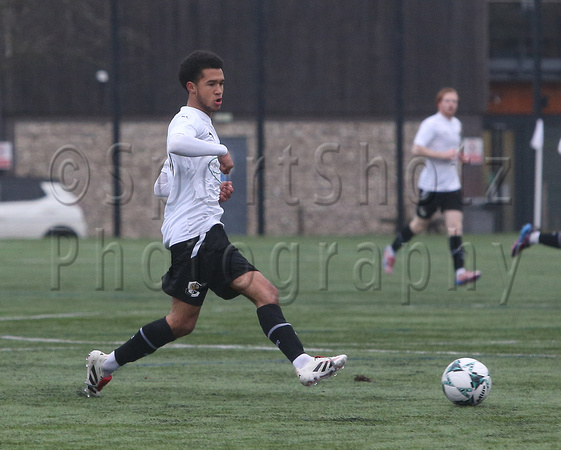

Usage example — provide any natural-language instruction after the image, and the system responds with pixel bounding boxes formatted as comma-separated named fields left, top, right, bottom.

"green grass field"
left=1, top=233, right=560, bottom=449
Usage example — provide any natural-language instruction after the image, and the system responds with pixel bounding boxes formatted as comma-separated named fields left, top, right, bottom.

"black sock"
left=257, top=304, right=304, bottom=362
left=449, top=235, right=464, bottom=271
left=539, top=232, right=561, bottom=248
left=114, top=317, right=176, bottom=366
left=392, top=225, right=414, bottom=252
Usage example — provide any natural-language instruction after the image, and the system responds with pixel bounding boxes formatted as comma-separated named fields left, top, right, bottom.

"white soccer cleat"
left=383, top=246, right=396, bottom=274
left=455, top=269, right=482, bottom=286
left=84, top=350, right=112, bottom=397
left=296, top=354, right=347, bottom=386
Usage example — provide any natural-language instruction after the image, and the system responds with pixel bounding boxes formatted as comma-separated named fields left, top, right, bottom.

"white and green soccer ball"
left=441, top=358, right=492, bottom=406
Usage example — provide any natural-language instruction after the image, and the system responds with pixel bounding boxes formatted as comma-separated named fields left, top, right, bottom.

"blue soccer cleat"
left=511, top=223, right=533, bottom=257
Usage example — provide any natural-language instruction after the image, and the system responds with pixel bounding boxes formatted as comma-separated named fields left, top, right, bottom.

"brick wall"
left=13, top=117, right=437, bottom=238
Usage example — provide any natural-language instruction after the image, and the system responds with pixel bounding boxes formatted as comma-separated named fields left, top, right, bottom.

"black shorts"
left=416, top=189, right=463, bottom=219
left=161, top=224, right=257, bottom=306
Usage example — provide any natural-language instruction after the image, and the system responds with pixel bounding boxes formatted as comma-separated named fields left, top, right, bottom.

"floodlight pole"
left=110, top=0, right=122, bottom=237
left=395, top=0, right=405, bottom=230
left=0, top=72, right=5, bottom=142
left=255, top=0, right=266, bottom=235
left=532, top=0, right=543, bottom=228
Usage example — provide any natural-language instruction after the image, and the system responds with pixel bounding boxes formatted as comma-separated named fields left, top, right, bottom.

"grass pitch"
left=1, top=233, right=560, bottom=448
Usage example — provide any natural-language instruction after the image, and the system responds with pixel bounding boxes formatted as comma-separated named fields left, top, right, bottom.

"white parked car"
left=0, top=176, right=88, bottom=238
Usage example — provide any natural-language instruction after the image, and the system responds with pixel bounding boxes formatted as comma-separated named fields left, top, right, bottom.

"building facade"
left=2, top=1, right=560, bottom=236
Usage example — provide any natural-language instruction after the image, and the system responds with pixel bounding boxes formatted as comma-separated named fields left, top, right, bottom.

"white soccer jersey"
left=154, top=157, right=172, bottom=198
left=161, top=106, right=228, bottom=249
left=414, top=112, right=462, bottom=192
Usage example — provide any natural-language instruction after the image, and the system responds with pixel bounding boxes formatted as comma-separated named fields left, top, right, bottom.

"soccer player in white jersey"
left=383, top=88, right=481, bottom=286
left=84, top=50, right=346, bottom=397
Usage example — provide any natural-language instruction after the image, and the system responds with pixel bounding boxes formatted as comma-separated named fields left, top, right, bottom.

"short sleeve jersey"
left=161, top=106, right=224, bottom=248
left=414, top=112, right=462, bottom=192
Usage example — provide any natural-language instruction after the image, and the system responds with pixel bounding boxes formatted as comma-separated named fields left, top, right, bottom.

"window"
left=0, top=178, right=47, bottom=202
left=489, top=0, right=561, bottom=80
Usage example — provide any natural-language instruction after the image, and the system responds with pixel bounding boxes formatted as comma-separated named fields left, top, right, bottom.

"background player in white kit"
left=84, top=50, right=346, bottom=396
left=383, top=88, right=481, bottom=286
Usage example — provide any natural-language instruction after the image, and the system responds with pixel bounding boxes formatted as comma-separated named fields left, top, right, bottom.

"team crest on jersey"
left=186, top=281, right=202, bottom=297
left=208, top=157, right=221, bottom=182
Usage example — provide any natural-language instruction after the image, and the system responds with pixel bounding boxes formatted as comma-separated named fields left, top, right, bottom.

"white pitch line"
left=0, top=312, right=100, bottom=322
left=0, top=335, right=328, bottom=353
left=1, top=335, right=102, bottom=345
left=363, top=348, right=559, bottom=358
left=0, top=335, right=558, bottom=358
left=0, top=346, right=81, bottom=352
left=168, top=343, right=280, bottom=351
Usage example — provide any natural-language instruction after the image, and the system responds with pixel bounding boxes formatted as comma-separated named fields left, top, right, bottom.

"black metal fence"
left=0, top=0, right=487, bottom=118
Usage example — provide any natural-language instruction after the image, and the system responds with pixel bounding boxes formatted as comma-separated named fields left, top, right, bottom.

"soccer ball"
left=441, top=358, right=492, bottom=406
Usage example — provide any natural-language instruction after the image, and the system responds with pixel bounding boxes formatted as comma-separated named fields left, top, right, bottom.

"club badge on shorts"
left=186, top=281, right=202, bottom=297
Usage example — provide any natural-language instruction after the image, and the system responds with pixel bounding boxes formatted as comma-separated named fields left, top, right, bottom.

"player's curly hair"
left=178, top=50, right=223, bottom=91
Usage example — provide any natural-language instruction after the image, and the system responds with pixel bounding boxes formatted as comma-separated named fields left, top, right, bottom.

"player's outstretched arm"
left=168, top=133, right=228, bottom=157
